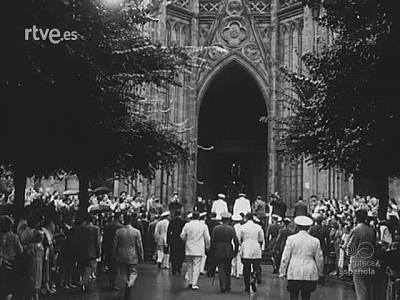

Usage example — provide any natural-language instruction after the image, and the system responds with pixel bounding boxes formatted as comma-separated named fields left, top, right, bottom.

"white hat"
left=187, top=212, right=193, bottom=219
left=294, top=216, right=313, bottom=226
left=161, top=211, right=170, bottom=218
left=220, top=211, right=232, bottom=219
left=253, top=216, right=260, bottom=223
left=200, top=212, right=207, bottom=218
left=232, top=214, right=242, bottom=221
left=238, top=193, right=246, bottom=197
left=272, top=214, right=282, bottom=222
left=216, top=215, right=222, bottom=220
left=218, top=193, right=226, bottom=199
left=312, top=213, right=323, bottom=221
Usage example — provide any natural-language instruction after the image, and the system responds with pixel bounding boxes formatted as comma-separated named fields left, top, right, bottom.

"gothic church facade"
left=130, top=0, right=353, bottom=208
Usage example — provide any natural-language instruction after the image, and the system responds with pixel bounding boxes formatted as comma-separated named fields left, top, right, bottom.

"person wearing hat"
left=309, top=213, right=330, bottom=273
left=154, top=211, right=170, bottom=269
left=180, top=211, right=210, bottom=290
left=273, top=217, right=294, bottom=275
left=209, top=211, right=239, bottom=293
left=211, top=194, right=228, bottom=220
left=233, top=193, right=251, bottom=220
left=210, top=212, right=239, bottom=293
left=266, top=214, right=282, bottom=274
left=240, top=213, right=264, bottom=293
left=279, top=216, right=324, bottom=300
left=167, top=210, right=186, bottom=275
left=231, top=214, right=243, bottom=279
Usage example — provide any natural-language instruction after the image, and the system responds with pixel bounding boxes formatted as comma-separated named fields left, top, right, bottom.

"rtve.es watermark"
left=25, top=25, right=78, bottom=44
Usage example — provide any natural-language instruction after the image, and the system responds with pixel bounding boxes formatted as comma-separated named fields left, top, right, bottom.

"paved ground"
left=47, top=264, right=355, bottom=300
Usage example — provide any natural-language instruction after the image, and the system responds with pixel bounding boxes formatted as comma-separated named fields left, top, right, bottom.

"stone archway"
left=196, top=58, right=269, bottom=206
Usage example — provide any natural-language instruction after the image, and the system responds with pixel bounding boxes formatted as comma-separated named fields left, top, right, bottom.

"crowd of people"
left=1, top=188, right=400, bottom=300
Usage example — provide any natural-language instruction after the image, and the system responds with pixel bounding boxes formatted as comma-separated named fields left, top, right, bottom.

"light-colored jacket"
left=180, top=220, right=210, bottom=256
left=233, top=197, right=251, bottom=217
left=154, top=219, right=169, bottom=246
left=113, top=225, right=144, bottom=265
left=233, top=223, right=242, bottom=251
left=279, top=230, right=323, bottom=281
left=211, top=200, right=228, bottom=219
left=240, top=220, right=264, bottom=259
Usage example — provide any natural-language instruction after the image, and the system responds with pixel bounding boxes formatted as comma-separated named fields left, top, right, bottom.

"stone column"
left=268, top=0, right=279, bottom=195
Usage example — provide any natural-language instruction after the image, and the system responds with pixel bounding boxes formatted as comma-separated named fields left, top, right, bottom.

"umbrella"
left=94, top=186, right=111, bottom=195
left=88, top=204, right=111, bottom=214
left=62, top=190, right=79, bottom=196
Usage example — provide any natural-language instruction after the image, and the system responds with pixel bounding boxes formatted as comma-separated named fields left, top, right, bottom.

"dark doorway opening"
left=197, top=61, right=268, bottom=206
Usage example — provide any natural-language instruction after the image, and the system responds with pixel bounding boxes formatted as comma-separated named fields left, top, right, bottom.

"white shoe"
left=192, top=285, right=199, bottom=290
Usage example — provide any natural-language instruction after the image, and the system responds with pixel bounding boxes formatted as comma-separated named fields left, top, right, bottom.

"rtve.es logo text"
left=25, top=25, right=78, bottom=44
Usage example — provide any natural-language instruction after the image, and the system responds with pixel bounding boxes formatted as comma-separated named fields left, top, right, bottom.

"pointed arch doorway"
left=197, top=59, right=268, bottom=206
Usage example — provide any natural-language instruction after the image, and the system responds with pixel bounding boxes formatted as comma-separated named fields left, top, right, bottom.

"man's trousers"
left=185, top=256, right=202, bottom=286
left=242, top=258, right=261, bottom=290
left=218, top=259, right=232, bottom=292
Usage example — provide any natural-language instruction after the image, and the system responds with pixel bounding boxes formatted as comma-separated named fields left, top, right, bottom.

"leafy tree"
left=1, top=0, right=189, bottom=215
left=278, top=0, right=399, bottom=216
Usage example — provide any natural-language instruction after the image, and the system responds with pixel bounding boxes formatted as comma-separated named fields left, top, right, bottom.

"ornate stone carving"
left=169, top=0, right=190, bottom=9
left=199, top=24, right=211, bottom=46
left=198, top=0, right=269, bottom=81
left=243, top=43, right=261, bottom=61
left=199, top=1, right=220, bottom=14
left=221, top=20, right=249, bottom=48
left=280, top=0, right=301, bottom=9
left=226, top=0, right=244, bottom=16
left=181, top=25, right=190, bottom=46
left=249, top=0, right=271, bottom=14
left=208, top=45, right=228, bottom=61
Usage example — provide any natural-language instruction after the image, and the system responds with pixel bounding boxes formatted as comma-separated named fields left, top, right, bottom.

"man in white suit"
left=211, top=194, right=228, bottom=220
left=240, top=213, right=264, bottom=293
left=233, top=193, right=251, bottom=218
left=279, top=216, right=324, bottom=300
left=154, top=211, right=170, bottom=269
left=180, top=211, right=210, bottom=290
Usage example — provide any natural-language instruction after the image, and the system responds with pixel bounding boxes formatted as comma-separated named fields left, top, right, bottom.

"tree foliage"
left=280, top=0, right=400, bottom=175
left=1, top=0, right=189, bottom=211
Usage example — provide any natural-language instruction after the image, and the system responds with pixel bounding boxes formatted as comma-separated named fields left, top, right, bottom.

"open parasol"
left=62, top=190, right=79, bottom=196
